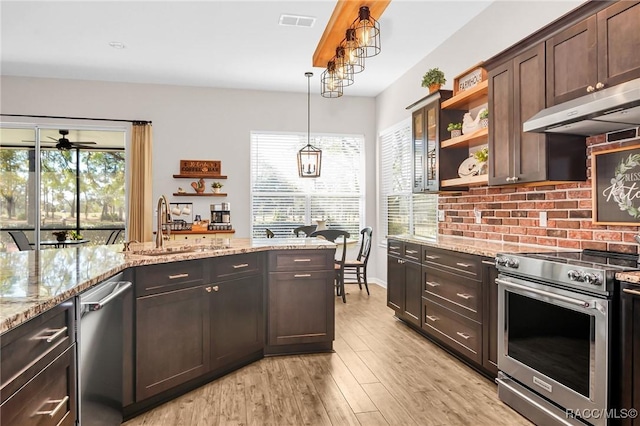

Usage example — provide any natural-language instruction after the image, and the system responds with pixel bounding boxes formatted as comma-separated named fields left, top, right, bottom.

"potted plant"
left=421, top=68, right=446, bottom=93
left=69, top=230, right=82, bottom=240
left=473, top=146, right=489, bottom=175
left=447, top=122, right=463, bottom=138
left=211, top=181, right=224, bottom=193
left=52, top=230, right=68, bottom=242
left=479, top=109, right=489, bottom=128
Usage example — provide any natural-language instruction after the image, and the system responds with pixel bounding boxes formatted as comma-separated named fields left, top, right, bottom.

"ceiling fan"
left=23, top=129, right=97, bottom=150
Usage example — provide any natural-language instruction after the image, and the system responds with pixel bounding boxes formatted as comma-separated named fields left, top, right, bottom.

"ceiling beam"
left=312, top=0, right=391, bottom=68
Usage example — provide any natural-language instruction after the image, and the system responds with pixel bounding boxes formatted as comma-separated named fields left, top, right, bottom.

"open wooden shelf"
left=441, top=80, right=488, bottom=110
left=440, top=174, right=488, bottom=188
left=173, top=174, right=227, bottom=179
left=172, top=193, right=227, bottom=197
left=441, top=127, right=488, bottom=148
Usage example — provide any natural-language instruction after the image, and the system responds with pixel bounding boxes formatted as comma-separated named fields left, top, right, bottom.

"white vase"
left=316, top=220, right=327, bottom=231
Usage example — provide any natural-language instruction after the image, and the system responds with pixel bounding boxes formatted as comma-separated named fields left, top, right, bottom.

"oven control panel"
left=567, top=269, right=602, bottom=285
left=496, top=256, right=519, bottom=269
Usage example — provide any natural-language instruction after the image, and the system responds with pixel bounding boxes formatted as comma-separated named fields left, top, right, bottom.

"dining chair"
left=8, top=230, right=34, bottom=251
left=105, top=230, right=118, bottom=245
left=310, top=229, right=350, bottom=303
left=293, top=225, right=317, bottom=237
left=265, top=229, right=275, bottom=238
left=343, top=227, right=373, bottom=295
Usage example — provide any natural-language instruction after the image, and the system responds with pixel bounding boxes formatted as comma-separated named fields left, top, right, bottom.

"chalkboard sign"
left=592, top=144, right=640, bottom=225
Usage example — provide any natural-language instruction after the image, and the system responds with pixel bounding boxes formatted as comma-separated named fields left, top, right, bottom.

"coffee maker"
left=209, top=203, right=232, bottom=230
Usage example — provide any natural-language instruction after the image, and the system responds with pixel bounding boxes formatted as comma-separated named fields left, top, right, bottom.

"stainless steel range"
left=495, top=250, right=639, bottom=426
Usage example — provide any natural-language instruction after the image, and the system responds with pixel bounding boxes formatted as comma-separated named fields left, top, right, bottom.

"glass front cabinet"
left=409, top=91, right=467, bottom=192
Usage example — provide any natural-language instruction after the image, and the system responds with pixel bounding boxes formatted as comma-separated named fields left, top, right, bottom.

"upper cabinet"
left=488, top=43, right=586, bottom=185
left=546, top=1, right=640, bottom=106
left=408, top=91, right=467, bottom=192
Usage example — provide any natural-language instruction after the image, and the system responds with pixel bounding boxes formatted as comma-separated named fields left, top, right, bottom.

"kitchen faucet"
left=156, top=195, right=171, bottom=249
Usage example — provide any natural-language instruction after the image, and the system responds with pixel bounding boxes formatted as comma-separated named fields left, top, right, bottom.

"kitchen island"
left=0, top=238, right=337, bottom=423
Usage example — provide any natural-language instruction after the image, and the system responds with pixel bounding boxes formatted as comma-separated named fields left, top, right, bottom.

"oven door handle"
left=496, top=278, right=591, bottom=309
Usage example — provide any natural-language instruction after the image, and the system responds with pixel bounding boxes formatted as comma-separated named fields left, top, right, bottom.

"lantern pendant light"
left=352, top=6, right=381, bottom=58
left=334, top=46, right=354, bottom=87
left=342, top=28, right=365, bottom=74
left=298, top=72, right=322, bottom=178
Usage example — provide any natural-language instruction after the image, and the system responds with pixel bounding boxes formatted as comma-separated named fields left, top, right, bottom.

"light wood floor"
left=123, top=284, right=531, bottom=426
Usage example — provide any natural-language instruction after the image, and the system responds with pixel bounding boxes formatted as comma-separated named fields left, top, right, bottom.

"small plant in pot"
left=52, top=230, right=68, bottom=242
left=421, top=68, right=446, bottom=93
left=211, top=181, right=224, bottom=193
left=447, top=122, right=463, bottom=138
left=479, top=109, right=489, bottom=128
left=473, top=146, right=489, bottom=175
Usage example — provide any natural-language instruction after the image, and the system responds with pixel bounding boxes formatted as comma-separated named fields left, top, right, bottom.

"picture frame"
left=592, top=144, right=640, bottom=225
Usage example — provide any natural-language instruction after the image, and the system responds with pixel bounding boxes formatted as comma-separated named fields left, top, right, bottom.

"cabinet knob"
left=512, top=176, right=519, bottom=182
left=205, top=286, right=212, bottom=293
left=587, top=85, right=595, bottom=93
left=595, top=82, right=605, bottom=90
left=212, top=285, right=219, bottom=292
left=506, top=177, right=513, bottom=182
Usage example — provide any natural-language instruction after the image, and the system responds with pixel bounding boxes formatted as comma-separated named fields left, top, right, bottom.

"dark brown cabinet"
left=488, top=43, right=585, bottom=186
left=0, top=300, right=77, bottom=426
left=619, top=281, right=640, bottom=425
left=210, top=275, right=263, bottom=368
left=387, top=240, right=421, bottom=326
left=266, top=250, right=335, bottom=354
left=136, top=283, right=211, bottom=401
left=547, top=1, right=640, bottom=106
left=481, top=260, right=498, bottom=376
left=409, top=91, right=467, bottom=192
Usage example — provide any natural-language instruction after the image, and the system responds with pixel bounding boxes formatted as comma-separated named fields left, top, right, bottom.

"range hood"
left=523, top=78, right=640, bottom=136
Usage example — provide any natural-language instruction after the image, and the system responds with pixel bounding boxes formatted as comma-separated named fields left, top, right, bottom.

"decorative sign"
left=592, top=144, right=640, bottom=225
left=457, top=67, right=484, bottom=93
left=179, top=160, right=221, bottom=176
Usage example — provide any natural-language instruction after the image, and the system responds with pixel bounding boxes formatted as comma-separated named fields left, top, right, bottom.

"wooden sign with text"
left=179, top=160, right=221, bottom=176
left=592, top=144, right=640, bottom=225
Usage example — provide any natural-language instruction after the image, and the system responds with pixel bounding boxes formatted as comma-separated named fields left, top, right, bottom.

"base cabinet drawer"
left=268, top=250, right=333, bottom=272
left=1, top=345, right=77, bottom=426
left=422, top=298, right=482, bottom=365
left=423, top=267, right=481, bottom=322
left=135, top=260, right=206, bottom=296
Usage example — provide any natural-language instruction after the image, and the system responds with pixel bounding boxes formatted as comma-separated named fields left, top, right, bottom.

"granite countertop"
left=616, top=271, right=640, bottom=284
left=389, top=234, right=572, bottom=258
left=0, top=238, right=335, bottom=334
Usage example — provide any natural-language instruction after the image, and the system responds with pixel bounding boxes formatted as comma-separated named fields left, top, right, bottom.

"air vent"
left=606, top=127, right=640, bottom=143
left=279, top=14, right=316, bottom=28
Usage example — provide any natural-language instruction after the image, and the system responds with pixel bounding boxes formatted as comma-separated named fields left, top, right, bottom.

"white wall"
left=373, top=0, right=585, bottom=287
left=0, top=77, right=377, bottom=260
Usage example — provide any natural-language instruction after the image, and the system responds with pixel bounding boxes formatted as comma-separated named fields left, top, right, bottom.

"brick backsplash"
left=438, top=134, right=640, bottom=254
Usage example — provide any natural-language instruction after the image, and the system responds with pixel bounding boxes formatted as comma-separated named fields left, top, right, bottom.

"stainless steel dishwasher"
left=79, top=273, right=132, bottom=425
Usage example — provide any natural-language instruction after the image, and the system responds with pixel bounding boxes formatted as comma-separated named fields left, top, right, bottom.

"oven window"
left=507, top=292, right=593, bottom=397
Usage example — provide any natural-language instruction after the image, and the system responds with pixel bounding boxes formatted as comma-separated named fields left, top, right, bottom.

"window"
left=250, top=132, right=364, bottom=238
left=380, top=119, right=437, bottom=242
left=1, top=126, right=126, bottom=250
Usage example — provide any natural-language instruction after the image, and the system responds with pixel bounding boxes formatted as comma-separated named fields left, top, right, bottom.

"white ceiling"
left=0, top=1, right=493, bottom=97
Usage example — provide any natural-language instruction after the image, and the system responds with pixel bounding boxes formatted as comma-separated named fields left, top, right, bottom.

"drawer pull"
left=389, top=245, right=400, bottom=250
left=456, top=332, right=471, bottom=340
left=425, top=281, right=440, bottom=287
left=456, top=262, right=471, bottom=268
left=456, top=293, right=473, bottom=300
left=424, top=255, right=440, bottom=260
left=232, top=263, right=249, bottom=269
left=482, top=260, right=496, bottom=266
left=405, top=249, right=418, bottom=254
left=623, top=288, right=640, bottom=296
left=35, top=395, right=69, bottom=417
left=293, top=258, right=311, bottom=262
left=34, top=327, right=68, bottom=343
left=294, top=274, right=311, bottom=278
left=426, top=315, right=439, bottom=322
left=168, top=273, right=189, bottom=280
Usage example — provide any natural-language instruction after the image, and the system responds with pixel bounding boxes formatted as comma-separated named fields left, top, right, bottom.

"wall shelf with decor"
left=441, top=174, right=488, bottom=188
left=438, top=65, right=489, bottom=189
left=441, top=127, right=488, bottom=149
left=173, top=174, right=228, bottom=179
left=172, top=192, right=228, bottom=197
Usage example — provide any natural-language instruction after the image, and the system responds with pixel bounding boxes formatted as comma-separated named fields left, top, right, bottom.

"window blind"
left=380, top=119, right=437, bottom=241
left=250, top=132, right=364, bottom=238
